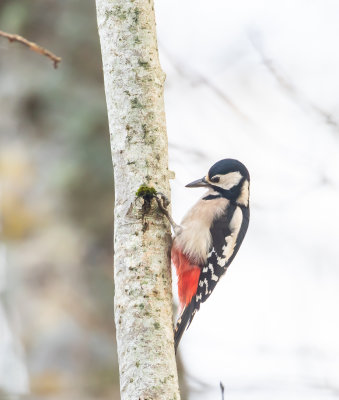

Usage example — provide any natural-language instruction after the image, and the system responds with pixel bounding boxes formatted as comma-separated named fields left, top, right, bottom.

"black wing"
left=174, top=204, right=249, bottom=352
left=195, top=203, right=249, bottom=305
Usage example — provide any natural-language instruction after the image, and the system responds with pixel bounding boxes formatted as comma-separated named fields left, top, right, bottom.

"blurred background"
left=1, top=0, right=339, bottom=399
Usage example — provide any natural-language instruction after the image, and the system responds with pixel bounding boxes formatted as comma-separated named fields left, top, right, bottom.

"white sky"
left=155, top=1, right=339, bottom=398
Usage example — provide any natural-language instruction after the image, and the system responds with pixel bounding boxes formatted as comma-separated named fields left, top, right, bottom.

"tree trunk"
left=96, top=1, right=181, bottom=399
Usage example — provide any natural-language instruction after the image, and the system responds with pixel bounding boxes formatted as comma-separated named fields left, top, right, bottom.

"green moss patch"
left=136, top=185, right=156, bottom=200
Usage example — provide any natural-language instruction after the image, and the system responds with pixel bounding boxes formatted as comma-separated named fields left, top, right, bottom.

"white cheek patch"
left=217, top=171, right=242, bottom=190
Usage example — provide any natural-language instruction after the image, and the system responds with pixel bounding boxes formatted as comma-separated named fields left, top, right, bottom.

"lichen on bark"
left=96, top=1, right=180, bottom=399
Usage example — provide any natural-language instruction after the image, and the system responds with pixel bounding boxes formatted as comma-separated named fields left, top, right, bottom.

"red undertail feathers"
left=171, top=244, right=201, bottom=309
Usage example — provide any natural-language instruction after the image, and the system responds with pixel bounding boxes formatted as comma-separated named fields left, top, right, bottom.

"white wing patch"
left=216, top=206, right=243, bottom=267
left=237, top=179, right=249, bottom=206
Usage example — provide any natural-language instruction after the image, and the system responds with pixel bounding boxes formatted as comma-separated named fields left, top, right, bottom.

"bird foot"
left=155, top=192, right=182, bottom=235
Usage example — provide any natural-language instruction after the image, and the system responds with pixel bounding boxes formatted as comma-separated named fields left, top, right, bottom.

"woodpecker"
left=163, top=158, right=250, bottom=352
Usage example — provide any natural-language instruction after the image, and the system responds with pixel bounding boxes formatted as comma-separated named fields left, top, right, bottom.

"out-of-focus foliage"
left=0, top=1, right=119, bottom=398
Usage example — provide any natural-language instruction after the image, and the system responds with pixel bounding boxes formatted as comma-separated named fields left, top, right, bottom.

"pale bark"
left=96, top=1, right=180, bottom=399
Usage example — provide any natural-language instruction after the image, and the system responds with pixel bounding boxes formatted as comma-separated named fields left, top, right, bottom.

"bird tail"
left=174, top=299, right=197, bottom=353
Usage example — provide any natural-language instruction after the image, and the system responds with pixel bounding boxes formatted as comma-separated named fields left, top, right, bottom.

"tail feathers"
left=174, top=300, right=198, bottom=353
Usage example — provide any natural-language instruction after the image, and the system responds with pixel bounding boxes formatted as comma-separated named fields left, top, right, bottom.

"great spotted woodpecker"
left=159, top=159, right=250, bottom=352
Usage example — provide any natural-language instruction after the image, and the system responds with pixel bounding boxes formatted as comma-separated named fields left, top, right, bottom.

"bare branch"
left=220, top=381, right=225, bottom=400
left=160, top=44, right=251, bottom=122
left=249, top=33, right=339, bottom=133
left=0, top=30, right=61, bottom=68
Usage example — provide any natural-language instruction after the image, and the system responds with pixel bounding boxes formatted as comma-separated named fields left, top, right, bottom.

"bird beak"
left=185, top=176, right=209, bottom=188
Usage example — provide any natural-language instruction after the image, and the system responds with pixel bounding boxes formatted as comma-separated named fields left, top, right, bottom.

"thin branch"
left=220, top=381, right=225, bottom=400
left=160, top=44, right=251, bottom=122
left=0, top=30, right=61, bottom=68
left=249, top=33, right=339, bottom=133
left=169, top=142, right=207, bottom=160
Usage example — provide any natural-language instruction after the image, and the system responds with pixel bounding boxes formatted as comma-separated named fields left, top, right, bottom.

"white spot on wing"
left=208, top=263, right=219, bottom=281
left=203, top=279, right=209, bottom=295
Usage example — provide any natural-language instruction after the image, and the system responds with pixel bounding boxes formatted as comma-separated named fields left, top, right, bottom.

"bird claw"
left=155, top=191, right=182, bottom=235
left=155, top=192, right=170, bottom=209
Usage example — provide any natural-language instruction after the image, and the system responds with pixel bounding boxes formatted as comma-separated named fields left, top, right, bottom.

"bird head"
left=185, top=158, right=250, bottom=205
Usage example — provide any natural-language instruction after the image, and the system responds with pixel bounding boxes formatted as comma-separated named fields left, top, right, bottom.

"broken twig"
left=0, top=30, right=61, bottom=68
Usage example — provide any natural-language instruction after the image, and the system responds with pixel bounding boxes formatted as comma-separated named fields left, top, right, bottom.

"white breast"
left=174, top=193, right=229, bottom=264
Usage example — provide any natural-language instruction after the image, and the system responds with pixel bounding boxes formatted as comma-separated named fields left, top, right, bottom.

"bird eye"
left=210, top=177, right=220, bottom=183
